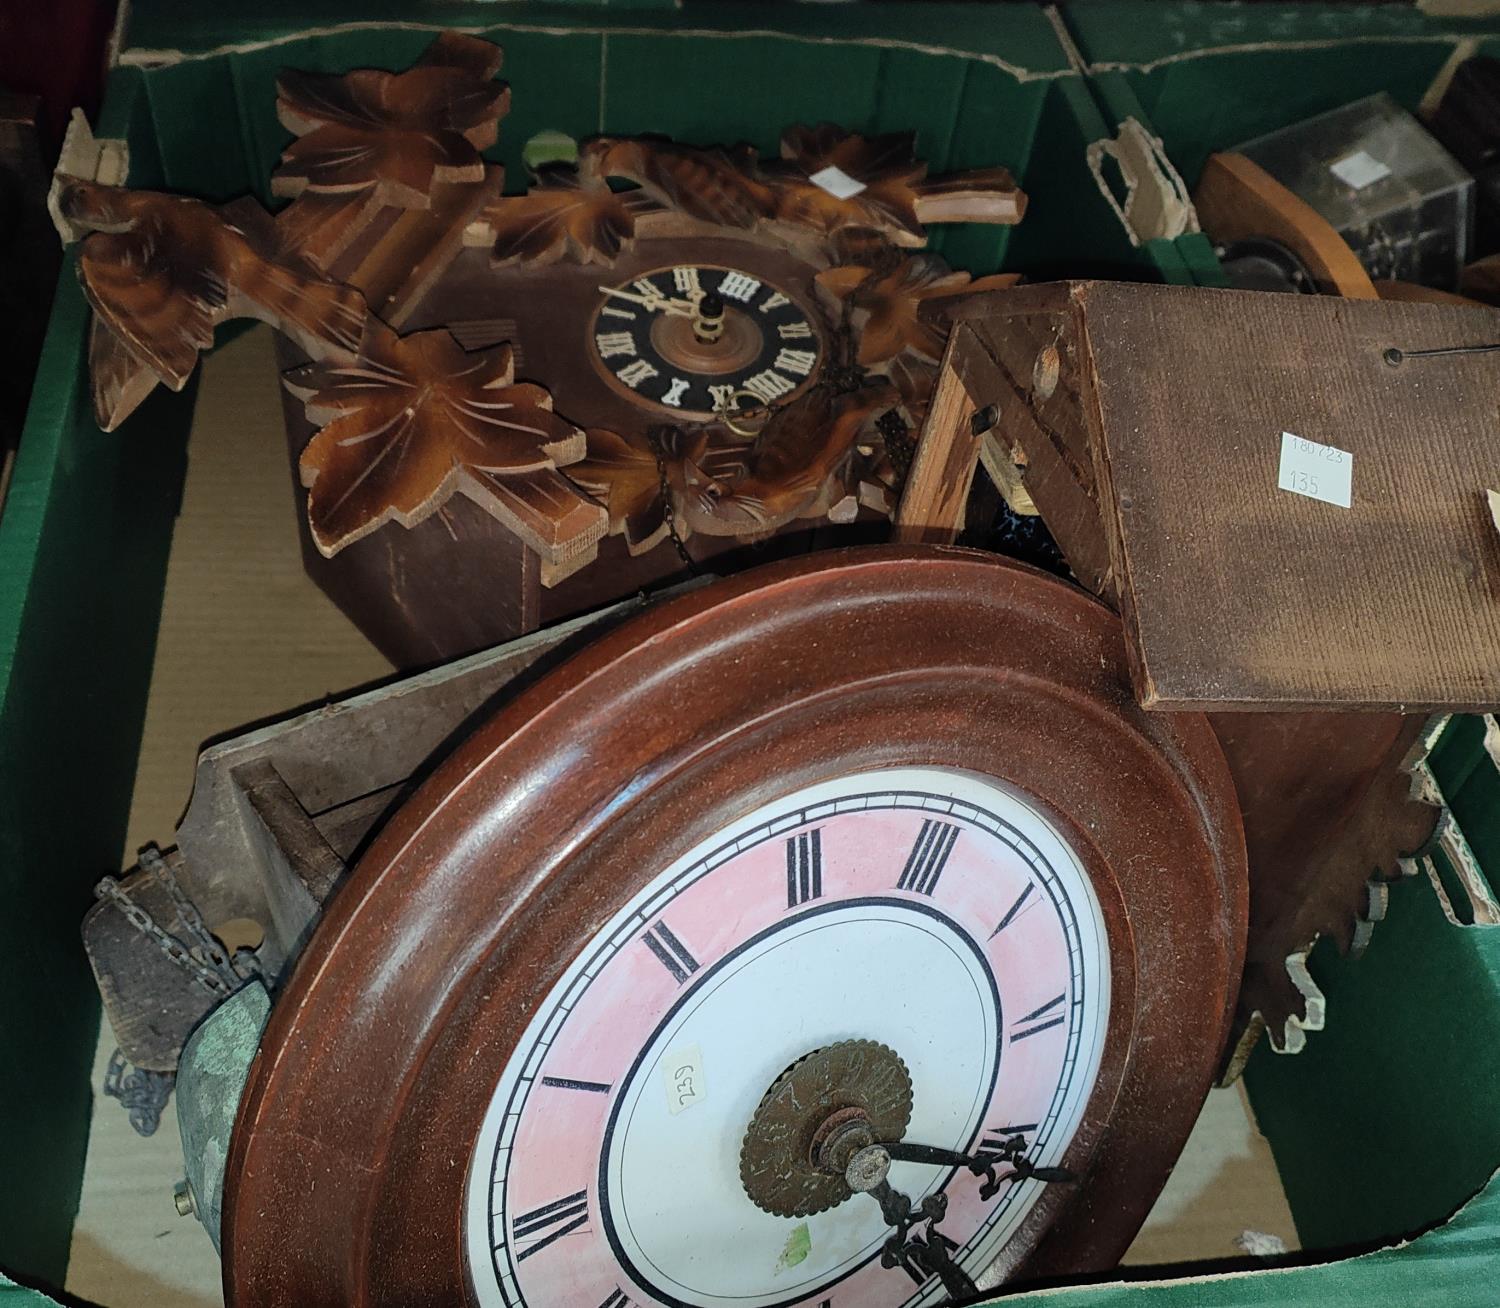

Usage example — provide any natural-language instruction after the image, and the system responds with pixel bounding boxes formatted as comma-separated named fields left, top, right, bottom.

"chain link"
left=647, top=427, right=701, bottom=575
left=140, top=846, right=242, bottom=988
left=103, top=1048, right=175, bottom=1138
left=94, top=847, right=236, bottom=998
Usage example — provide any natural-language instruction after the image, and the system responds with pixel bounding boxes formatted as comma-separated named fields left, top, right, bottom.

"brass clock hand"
left=597, top=284, right=697, bottom=317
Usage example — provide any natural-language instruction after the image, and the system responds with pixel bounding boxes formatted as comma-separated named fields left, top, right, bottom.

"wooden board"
left=1193, top=153, right=1377, bottom=300
left=950, top=280, right=1500, bottom=711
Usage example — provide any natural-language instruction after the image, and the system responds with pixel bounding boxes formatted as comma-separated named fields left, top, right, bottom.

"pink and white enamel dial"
left=464, top=767, right=1111, bottom=1308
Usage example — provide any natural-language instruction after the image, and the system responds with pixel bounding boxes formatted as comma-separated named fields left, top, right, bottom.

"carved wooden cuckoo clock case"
left=60, top=32, right=1025, bottom=666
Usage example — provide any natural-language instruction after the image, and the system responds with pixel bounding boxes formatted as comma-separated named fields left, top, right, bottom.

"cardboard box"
left=5, top=1, right=1500, bottom=1302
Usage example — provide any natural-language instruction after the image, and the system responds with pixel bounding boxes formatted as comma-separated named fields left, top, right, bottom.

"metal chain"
left=103, top=1048, right=175, bottom=1138
left=647, top=427, right=700, bottom=575
left=94, top=853, right=234, bottom=999
left=140, top=846, right=242, bottom=988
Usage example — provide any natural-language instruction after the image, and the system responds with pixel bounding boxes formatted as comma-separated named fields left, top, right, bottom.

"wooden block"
left=945, top=287, right=1116, bottom=597
left=952, top=280, right=1500, bottom=711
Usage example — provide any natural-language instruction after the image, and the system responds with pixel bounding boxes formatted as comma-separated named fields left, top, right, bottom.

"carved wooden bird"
left=688, top=383, right=898, bottom=536
left=57, top=178, right=366, bottom=407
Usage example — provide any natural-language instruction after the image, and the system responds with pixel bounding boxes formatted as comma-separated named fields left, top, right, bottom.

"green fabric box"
left=4, top=1, right=1500, bottom=1303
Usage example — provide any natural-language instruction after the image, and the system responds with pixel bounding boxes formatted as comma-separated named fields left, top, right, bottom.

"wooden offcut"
left=1193, top=152, right=1378, bottom=299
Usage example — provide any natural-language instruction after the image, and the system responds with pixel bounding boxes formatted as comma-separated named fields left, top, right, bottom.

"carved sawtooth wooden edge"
left=921, top=280, right=1440, bottom=1065
left=1193, top=152, right=1378, bottom=299
left=1217, top=711, right=1439, bottom=1072
left=58, top=178, right=367, bottom=431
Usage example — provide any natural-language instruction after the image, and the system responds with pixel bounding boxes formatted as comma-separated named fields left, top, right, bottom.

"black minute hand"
left=888, top=1136, right=1077, bottom=1199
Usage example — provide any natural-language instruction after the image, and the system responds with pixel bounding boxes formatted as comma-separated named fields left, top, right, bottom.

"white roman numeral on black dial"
left=897, top=819, right=958, bottom=895
left=512, top=1190, right=589, bottom=1261
left=786, top=829, right=823, bottom=907
left=1011, top=994, right=1066, bottom=1041
left=592, top=266, right=820, bottom=415
left=642, top=920, right=699, bottom=984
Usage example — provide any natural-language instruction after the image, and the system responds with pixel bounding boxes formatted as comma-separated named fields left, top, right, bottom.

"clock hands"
left=739, top=1041, right=1078, bottom=1306
left=841, top=1135, right=1076, bottom=1305
left=597, top=283, right=699, bottom=318
left=886, top=1135, right=1078, bottom=1200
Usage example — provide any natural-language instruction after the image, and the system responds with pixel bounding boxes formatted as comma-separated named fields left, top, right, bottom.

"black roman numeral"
left=786, top=829, right=823, bottom=907
left=990, top=883, right=1034, bottom=937
left=976, top=1123, right=1039, bottom=1157
left=513, top=1190, right=589, bottom=1261
left=897, top=819, right=958, bottom=895
left=1011, top=994, right=1066, bottom=1041
left=599, top=1290, right=632, bottom=1308
left=642, top=920, right=699, bottom=984
left=540, top=1076, right=611, bottom=1094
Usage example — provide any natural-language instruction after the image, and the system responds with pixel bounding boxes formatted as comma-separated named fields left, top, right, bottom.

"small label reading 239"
left=664, top=1042, right=707, bottom=1116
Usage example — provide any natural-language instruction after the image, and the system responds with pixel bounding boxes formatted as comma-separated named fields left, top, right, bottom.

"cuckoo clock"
left=62, top=32, right=1026, bottom=665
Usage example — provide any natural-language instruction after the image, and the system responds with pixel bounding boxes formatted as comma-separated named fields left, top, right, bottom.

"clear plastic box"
left=1235, top=92, right=1475, bottom=289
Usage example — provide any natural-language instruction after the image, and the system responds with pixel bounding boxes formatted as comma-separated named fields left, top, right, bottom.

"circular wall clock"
left=224, top=546, right=1246, bottom=1307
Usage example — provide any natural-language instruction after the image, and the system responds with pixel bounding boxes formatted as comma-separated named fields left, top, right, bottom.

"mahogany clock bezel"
left=222, top=546, right=1247, bottom=1307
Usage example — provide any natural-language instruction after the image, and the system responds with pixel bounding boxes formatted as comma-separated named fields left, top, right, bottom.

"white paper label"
left=1278, top=431, right=1352, bottom=508
left=1329, top=149, right=1392, bottom=190
left=663, top=1043, right=706, bottom=1115
left=808, top=165, right=867, bottom=199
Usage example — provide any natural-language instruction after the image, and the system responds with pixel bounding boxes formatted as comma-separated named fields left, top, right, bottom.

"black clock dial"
left=588, top=264, right=824, bottom=419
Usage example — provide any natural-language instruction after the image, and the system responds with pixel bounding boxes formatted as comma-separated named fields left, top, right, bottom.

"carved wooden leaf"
left=59, top=178, right=366, bottom=413
left=562, top=427, right=668, bottom=554
left=274, top=33, right=508, bottom=207
left=563, top=425, right=732, bottom=556
left=482, top=167, right=637, bottom=266
left=287, top=322, right=584, bottom=556
left=581, top=138, right=775, bottom=229
left=817, top=254, right=1020, bottom=365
